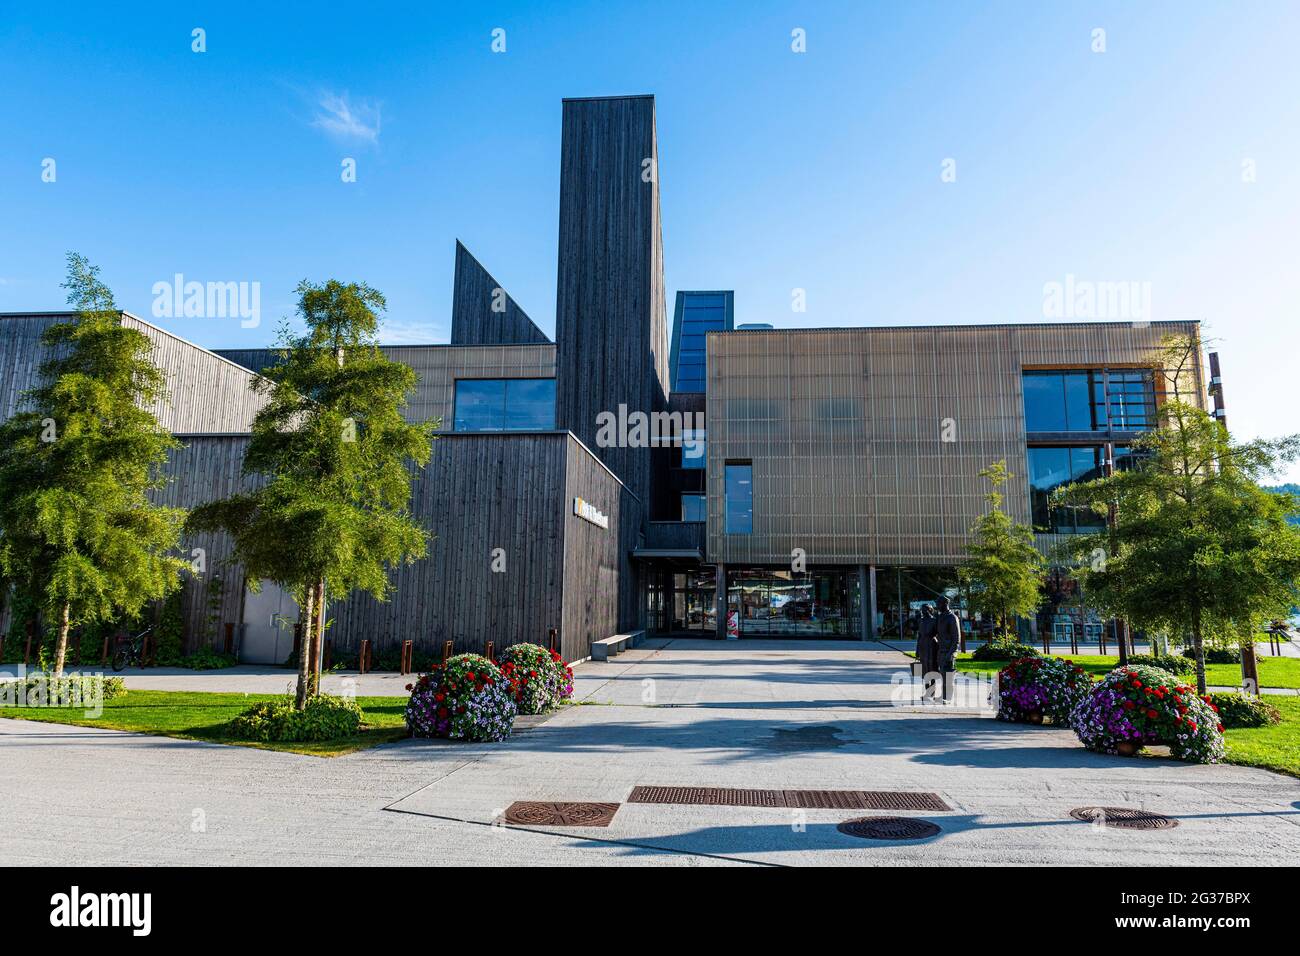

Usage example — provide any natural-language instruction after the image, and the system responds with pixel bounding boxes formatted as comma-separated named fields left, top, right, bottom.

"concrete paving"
left=3, top=638, right=1299, bottom=866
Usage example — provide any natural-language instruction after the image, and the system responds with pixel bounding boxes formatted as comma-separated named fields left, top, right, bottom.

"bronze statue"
left=916, top=605, right=939, bottom=700
left=935, top=595, right=961, bottom=704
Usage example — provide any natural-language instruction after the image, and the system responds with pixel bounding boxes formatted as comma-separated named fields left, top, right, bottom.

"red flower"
left=1146, top=709, right=1159, bottom=720
left=1216, top=723, right=1225, bottom=732
left=1131, top=680, right=1142, bottom=689
left=1123, top=701, right=1136, bottom=710
left=405, top=683, right=413, bottom=691
left=437, top=707, right=448, bottom=718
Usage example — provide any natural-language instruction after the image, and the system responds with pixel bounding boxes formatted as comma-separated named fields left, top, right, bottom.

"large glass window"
left=1023, top=371, right=1094, bottom=431
left=1101, top=370, right=1157, bottom=430
left=1024, top=369, right=1155, bottom=434
left=673, top=294, right=728, bottom=392
left=724, top=462, right=753, bottom=534
left=726, top=569, right=854, bottom=637
left=680, top=493, right=706, bottom=522
left=453, top=378, right=556, bottom=431
left=1027, top=446, right=1108, bottom=533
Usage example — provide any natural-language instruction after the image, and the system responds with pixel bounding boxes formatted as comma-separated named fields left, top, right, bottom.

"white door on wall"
left=240, top=581, right=299, bottom=664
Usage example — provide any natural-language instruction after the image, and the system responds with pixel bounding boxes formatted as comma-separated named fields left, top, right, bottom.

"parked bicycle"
left=110, top=627, right=154, bottom=672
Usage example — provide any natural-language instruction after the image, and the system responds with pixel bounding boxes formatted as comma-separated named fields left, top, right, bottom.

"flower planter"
left=995, top=656, right=1093, bottom=725
left=1070, top=664, right=1224, bottom=764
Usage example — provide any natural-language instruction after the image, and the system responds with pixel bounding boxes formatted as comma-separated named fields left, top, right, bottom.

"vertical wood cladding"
left=154, top=436, right=257, bottom=650
left=450, top=241, right=550, bottom=345
left=554, top=95, right=669, bottom=504
left=562, top=438, right=643, bottom=658
left=706, top=321, right=1205, bottom=567
left=216, top=344, right=557, bottom=430
left=324, top=432, right=636, bottom=662
left=1, top=313, right=265, bottom=433
left=326, top=433, right=567, bottom=658
left=1, top=313, right=266, bottom=646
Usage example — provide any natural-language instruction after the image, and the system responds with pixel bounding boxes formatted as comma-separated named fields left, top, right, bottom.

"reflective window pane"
left=453, top=378, right=555, bottom=431
left=453, top=379, right=506, bottom=431
left=680, top=493, right=706, bottom=521
left=681, top=429, right=706, bottom=469
left=1024, top=372, right=1067, bottom=431
left=504, top=378, right=556, bottom=429
left=1064, top=372, right=1094, bottom=430
left=725, top=463, right=753, bottom=534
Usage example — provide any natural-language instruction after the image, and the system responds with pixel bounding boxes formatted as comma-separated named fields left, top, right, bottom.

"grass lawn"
left=0, top=690, right=410, bottom=757
left=947, top=653, right=1300, bottom=689
left=1223, top=697, right=1300, bottom=778
left=925, top=652, right=1300, bottom=778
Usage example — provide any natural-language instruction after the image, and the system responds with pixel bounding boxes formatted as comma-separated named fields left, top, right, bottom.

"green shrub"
left=226, top=694, right=362, bottom=742
left=1128, top=653, right=1194, bottom=675
left=181, top=647, right=237, bottom=670
left=1, top=672, right=125, bottom=704
left=972, top=640, right=1040, bottom=662
left=1182, top=646, right=1241, bottom=664
left=151, top=588, right=185, bottom=664
left=1208, top=692, right=1281, bottom=729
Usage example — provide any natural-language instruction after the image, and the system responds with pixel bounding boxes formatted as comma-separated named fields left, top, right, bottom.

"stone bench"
left=591, top=630, right=644, bottom=661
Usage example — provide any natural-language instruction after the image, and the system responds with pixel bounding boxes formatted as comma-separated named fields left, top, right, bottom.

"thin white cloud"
left=311, top=91, right=381, bottom=144
left=379, top=320, right=446, bottom=345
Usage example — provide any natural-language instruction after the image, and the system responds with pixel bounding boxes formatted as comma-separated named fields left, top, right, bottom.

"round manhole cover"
left=502, top=801, right=620, bottom=827
left=837, top=816, right=941, bottom=841
left=1069, top=806, right=1178, bottom=830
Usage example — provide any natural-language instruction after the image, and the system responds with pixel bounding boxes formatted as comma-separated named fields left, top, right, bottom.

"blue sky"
left=2, top=1, right=1297, bottom=474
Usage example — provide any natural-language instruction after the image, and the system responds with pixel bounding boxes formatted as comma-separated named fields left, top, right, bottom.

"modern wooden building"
left=1, top=94, right=1211, bottom=658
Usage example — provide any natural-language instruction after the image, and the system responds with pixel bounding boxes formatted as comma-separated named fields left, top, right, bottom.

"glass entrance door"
left=668, top=568, right=716, bottom=633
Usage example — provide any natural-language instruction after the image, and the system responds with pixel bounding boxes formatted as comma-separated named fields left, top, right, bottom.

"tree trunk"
left=294, top=585, right=316, bottom=711
left=51, top=603, right=71, bottom=680
left=1191, top=618, right=1207, bottom=696
left=308, top=578, right=325, bottom=696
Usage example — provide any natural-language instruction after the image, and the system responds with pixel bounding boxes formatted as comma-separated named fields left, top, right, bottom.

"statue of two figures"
left=915, top=596, right=961, bottom=704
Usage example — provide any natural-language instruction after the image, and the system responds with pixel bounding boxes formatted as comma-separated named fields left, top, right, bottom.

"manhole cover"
left=501, top=802, right=620, bottom=827
left=837, top=816, right=942, bottom=841
left=628, top=786, right=950, bottom=812
left=1068, top=806, right=1179, bottom=830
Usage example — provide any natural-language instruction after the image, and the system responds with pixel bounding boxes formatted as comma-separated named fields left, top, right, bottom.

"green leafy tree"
left=958, top=460, right=1046, bottom=638
left=186, top=279, right=434, bottom=709
left=0, top=253, right=187, bottom=679
left=1055, top=339, right=1300, bottom=694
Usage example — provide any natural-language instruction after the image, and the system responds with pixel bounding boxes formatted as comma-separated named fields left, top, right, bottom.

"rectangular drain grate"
left=627, top=786, right=950, bottom=812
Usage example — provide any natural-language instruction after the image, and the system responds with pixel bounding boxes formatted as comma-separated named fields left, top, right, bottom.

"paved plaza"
left=4, top=639, right=1299, bottom=866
